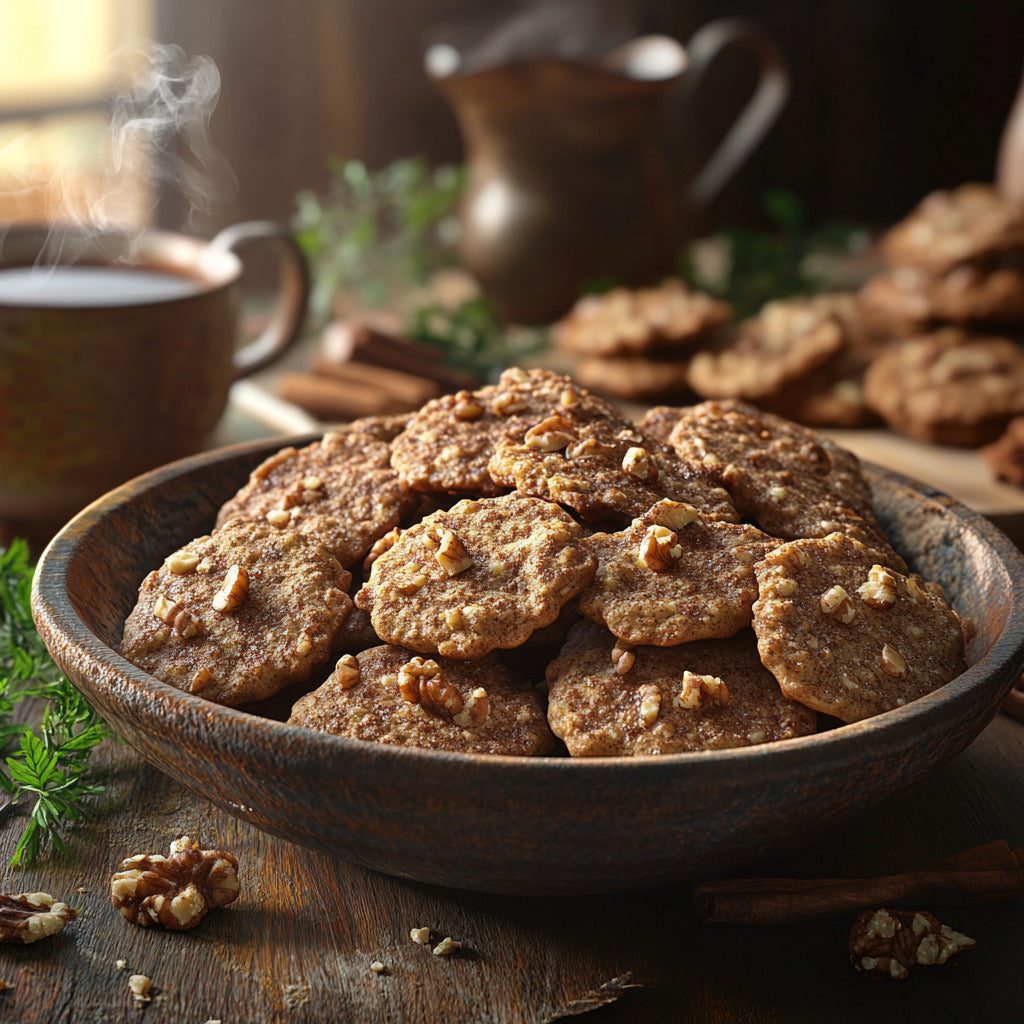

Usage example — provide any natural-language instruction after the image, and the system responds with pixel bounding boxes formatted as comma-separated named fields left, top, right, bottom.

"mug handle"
left=683, top=17, right=790, bottom=207
left=210, top=220, right=310, bottom=378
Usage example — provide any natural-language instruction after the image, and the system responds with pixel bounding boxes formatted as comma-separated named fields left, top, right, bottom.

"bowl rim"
left=30, top=433, right=1024, bottom=779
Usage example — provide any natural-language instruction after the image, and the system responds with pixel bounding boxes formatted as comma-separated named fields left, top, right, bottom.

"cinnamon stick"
left=319, top=313, right=477, bottom=392
left=693, top=840, right=1024, bottom=924
left=310, top=355, right=440, bottom=408
left=277, top=372, right=418, bottom=423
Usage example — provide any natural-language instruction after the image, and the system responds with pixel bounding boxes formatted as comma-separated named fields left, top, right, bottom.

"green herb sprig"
left=0, top=539, right=110, bottom=866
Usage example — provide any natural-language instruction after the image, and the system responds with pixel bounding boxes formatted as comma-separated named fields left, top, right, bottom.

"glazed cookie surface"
left=120, top=519, right=352, bottom=707
left=488, top=415, right=737, bottom=524
left=576, top=500, right=771, bottom=646
left=355, top=492, right=596, bottom=659
left=215, top=430, right=417, bottom=568
left=752, top=533, right=966, bottom=723
left=545, top=621, right=818, bottom=756
left=862, top=328, right=1024, bottom=447
left=288, top=645, right=555, bottom=755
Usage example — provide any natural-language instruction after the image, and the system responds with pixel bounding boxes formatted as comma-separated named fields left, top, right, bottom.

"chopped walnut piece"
left=820, top=584, right=857, bottom=624
left=453, top=391, right=485, bottom=420
left=651, top=500, right=700, bottom=530
left=638, top=684, right=661, bottom=727
left=165, top=550, right=200, bottom=575
left=611, top=640, right=635, bottom=675
left=453, top=687, right=490, bottom=728
left=410, top=926, right=431, bottom=944
left=334, top=653, right=360, bottom=690
left=0, top=892, right=76, bottom=944
left=849, top=908, right=975, bottom=980
left=152, top=594, right=202, bottom=638
left=212, top=564, right=248, bottom=612
left=525, top=414, right=576, bottom=452
left=637, top=524, right=682, bottom=572
left=678, top=671, right=730, bottom=709
left=878, top=643, right=908, bottom=678
left=434, top=528, right=474, bottom=577
left=110, top=837, right=240, bottom=931
left=858, top=565, right=898, bottom=609
left=622, top=446, right=657, bottom=481
left=397, top=657, right=463, bottom=716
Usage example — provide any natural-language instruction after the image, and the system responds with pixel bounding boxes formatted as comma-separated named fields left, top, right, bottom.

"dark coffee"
left=0, top=265, right=203, bottom=307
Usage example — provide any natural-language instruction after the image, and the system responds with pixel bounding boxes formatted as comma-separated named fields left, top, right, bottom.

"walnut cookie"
left=752, top=533, right=966, bottom=723
left=289, top=645, right=555, bottom=755
left=576, top=499, right=772, bottom=647
left=215, top=429, right=417, bottom=569
left=120, top=519, right=352, bottom=707
left=545, top=621, right=817, bottom=757
left=355, top=492, right=596, bottom=659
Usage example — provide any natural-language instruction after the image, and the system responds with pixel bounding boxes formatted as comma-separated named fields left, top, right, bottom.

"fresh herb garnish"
left=0, top=539, right=110, bottom=866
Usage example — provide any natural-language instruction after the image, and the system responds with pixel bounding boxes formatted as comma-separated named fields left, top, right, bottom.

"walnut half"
left=0, top=892, right=76, bottom=944
left=849, top=908, right=975, bottom=980
left=110, top=837, right=240, bottom=931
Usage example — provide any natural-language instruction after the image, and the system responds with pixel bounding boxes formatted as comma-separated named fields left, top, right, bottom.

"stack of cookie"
left=857, top=183, right=1024, bottom=446
left=120, top=367, right=968, bottom=760
left=551, top=278, right=732, bottom=402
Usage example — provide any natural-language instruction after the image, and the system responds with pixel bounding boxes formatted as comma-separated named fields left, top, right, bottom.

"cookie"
left=215, top=430, right=417, bottom=568
left=879, top=183, right=1024, bottom=273
left=289, top=645, right=555, bottom=755
left=545, top=621, right=818, bottom=756
left=752, top=533, right=966, bottom=723
left=576, top=499, right=771, bottom=646
left=552, top=279, right=731, bottom=358
left=862, top=328, right=1024, bottom=446
left=572, top=354, right=696, bottom=402
left=859, top=262, right=1024, bottom=329
left=355, top=492, right=596, bottom=659
left=661, top=400, right=904, bottom=570
left=686, top=296, right=846, bottom=402
left=389, top=366, right=619, bottom=497
left=488, top=415, right=738, bottom=524
left=755, top=293, right=887, bottom=428
left=120, top=519, right=352, bottom=707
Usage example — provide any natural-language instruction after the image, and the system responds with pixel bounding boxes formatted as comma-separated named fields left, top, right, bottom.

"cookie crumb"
left=128, top=974, right=152, bottom=1004
left=114, top=959, right=127, bottom=970
left=369, top=960, right=386, bottom=974
left=433, top=936, right=463, bottom=956
left=409, top=926, right=431, bottom=945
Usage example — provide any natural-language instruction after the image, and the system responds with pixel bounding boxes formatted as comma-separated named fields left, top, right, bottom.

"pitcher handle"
left=211, top=220, right=310, bottom=379
left=683, top=17, right=790, bottom=208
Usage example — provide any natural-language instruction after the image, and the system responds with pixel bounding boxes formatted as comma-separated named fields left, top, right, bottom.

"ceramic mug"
left=0, top=220, right=309, bottom=543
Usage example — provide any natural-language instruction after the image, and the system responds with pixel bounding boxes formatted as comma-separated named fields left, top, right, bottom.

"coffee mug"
left=0, top=220, right=309, bottom=544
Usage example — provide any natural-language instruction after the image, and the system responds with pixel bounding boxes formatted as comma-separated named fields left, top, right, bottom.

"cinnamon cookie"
left=215, top=430, right=417, bottom=568
left=862, top=328, right=1024, bottom=446
left=662, top=400, right=904, bottom=570
left=752, top=533, right=966, bottom=723
left=687, top=297, right=846, bottom=402
left=879, top=183, right=1024, bottom=273
left=552, top=279, right=731, bottom=358
left=355, top=492, right=596, bottom=659
left=545, top=621, right=818, bottom=756
left=389, top=366, right=619, bottom=497
left=488, top=415, right=737, bottom=524
left=859, top=261, right=1024, bottom=329
left=576, top=500, right=771, bottom=646
left=120, top=519, right=352, bottom=707
left=289, top=645, right=555, bottom=755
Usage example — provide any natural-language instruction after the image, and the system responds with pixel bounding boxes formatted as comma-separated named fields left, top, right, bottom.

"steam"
left=108, top=42, right=237, bottom=232
left=0, top=41, right=235, bottom=264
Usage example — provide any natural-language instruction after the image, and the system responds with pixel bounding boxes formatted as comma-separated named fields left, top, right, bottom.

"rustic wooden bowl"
left=30, top=436, right=1024, bottom=894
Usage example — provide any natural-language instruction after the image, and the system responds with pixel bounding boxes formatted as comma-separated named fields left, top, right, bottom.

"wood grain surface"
left=0, top=712, right=1021, bottom=1024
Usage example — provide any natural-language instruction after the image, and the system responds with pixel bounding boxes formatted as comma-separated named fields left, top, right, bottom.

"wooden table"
left=0, top=710, right=1021, bottom=1024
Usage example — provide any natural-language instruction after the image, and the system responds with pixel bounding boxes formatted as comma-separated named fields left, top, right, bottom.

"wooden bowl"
left=30, top=436, right=1024, bottom=894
